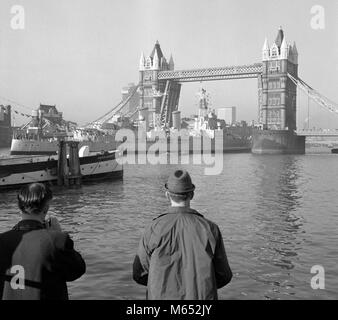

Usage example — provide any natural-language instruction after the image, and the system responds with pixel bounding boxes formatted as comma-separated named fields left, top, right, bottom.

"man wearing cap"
left=133, top=169, right=232, bottom=300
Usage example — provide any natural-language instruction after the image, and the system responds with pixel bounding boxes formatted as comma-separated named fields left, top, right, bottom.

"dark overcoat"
left=0, top=220, right=86, bottom=300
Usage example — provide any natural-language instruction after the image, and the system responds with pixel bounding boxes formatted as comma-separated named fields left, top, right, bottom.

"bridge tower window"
left=268, top=93, right=281, bottom=106
left=270, top=44, right=279, bottom=58
left=269, top=61, right=280, bottom=73
left=145, top=57, right=152, bottom=69
left=268, top=79, right=281, bottom=89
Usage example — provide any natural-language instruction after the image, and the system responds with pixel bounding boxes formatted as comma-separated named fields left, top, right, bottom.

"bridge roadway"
left=296, top=130, right=338, bottom=137
left=158, top=63, right=263, bottom=82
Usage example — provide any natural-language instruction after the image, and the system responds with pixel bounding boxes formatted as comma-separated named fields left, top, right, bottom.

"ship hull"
left=10, top=138, right=117, bottom=156
left=119, top=130, right=252, bottom=154
left=11, top=129, right=252, bottom=156
left=0, top=150, right=123, bottom=190
left=0, top=125, right=11, bottom=148
left=252, top=129, right=305, bottom=154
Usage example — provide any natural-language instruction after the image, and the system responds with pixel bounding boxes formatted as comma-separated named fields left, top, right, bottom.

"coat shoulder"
left=199, top=216, right=221, bottom=239
left=47, top=231, right=73, bottom=250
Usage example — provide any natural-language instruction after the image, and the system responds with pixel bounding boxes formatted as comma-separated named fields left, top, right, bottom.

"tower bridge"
left=87, top=27, right=338, bottom=154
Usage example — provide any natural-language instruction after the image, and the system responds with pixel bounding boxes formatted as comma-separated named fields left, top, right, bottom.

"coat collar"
left=154, top=207, right=204, bottom=220
left=13, top=219, right=45, bottom=232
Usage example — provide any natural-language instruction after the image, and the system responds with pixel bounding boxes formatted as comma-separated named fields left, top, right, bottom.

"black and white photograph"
left=0, top=0, right=337, bottom=309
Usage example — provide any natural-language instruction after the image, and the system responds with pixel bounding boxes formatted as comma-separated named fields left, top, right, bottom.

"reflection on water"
left=249, top=156, right=304, bottom=299
left=0, top=153, right=338, bottom=299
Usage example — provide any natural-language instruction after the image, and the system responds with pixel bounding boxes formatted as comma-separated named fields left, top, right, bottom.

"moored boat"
left=0, top=149, right=123, bottom=190
left=10, top=136, right=117, bottom=156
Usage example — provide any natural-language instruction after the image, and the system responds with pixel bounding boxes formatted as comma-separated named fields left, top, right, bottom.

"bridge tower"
left=253, top=27, right=305, bottom=154
left=139, top=41, right=180, bottom=129
left=0, top=105, right=12, bottom=147
left=259, top=27, right=298, bottom=131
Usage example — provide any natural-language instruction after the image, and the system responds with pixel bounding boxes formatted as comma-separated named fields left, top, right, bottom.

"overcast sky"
left=0, top=0, right=337, bottom=128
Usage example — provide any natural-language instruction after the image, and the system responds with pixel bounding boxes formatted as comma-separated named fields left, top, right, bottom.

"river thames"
left=0, top=148, right=337, bottom=299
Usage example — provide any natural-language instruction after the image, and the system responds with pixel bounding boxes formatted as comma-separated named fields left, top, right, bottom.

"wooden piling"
left=68, top=141, right=82, bottom=186
left=57, top=140, right=69, bottom=186
left=57, top=140, right=82, bottom=187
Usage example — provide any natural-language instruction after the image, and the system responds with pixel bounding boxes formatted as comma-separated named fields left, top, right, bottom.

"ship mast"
left=195, top=86, right=212, bottom=132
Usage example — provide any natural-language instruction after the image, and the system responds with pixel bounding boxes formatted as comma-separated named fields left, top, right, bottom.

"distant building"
left=217, top=107, right=236, bottom=125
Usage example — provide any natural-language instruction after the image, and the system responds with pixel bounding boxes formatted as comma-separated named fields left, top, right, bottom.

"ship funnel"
left=172, top=111, right=181, bottom=130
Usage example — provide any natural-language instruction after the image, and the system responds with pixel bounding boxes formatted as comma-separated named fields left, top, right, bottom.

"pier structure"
left=57, top=141, right=82, bottom=186
left=86, top=27, right=338, bottom=154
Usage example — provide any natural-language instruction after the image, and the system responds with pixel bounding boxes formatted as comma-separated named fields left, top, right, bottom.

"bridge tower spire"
left=259, top=26, right=298, bottom=131
left=139, top=52, right=146, bottom=71
left=168, top=54, right=174, bottom=70
left=262, top=38, right=270, bottom=61
left=138, top=41, right=181, bottom=129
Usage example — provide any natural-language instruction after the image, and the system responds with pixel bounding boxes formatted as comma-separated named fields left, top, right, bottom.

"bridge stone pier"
left=137, top=27, right=305, bottom=154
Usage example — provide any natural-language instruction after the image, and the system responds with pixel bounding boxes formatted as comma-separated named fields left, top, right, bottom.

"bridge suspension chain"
left=123, top=102, right=148, bottom=120
left=287, top=73, right=338, bottom=116
left=85, top=84, right=140, bottom=128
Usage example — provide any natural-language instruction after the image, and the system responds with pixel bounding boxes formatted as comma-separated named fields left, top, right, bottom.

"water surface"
left=0, top=148, right=337, bottom=299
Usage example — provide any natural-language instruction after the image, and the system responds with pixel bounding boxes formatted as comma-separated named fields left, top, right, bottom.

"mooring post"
left=57, top=141, right=63, bottom=186
left=68, top=141, right=82, bottom=186
left=57, top=140, right=69, bottom=186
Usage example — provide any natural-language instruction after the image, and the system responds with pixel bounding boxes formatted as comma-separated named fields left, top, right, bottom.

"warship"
left=10, top=104, right=117, bottom=155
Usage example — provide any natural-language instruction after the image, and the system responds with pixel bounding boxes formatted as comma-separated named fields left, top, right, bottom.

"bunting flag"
left=0, top=106, right=31, bottom=117
left=0, top=95, right=33, bottom=118
left=0, top=106, right=9, bottom=114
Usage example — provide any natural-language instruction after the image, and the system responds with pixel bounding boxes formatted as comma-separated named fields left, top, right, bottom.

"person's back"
left=0, top=183, right=86, bottom=300
left=133, top=169, right=232, bottom=300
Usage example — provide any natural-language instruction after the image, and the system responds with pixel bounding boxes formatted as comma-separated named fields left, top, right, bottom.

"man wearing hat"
left=0, top=183, right=86, bottom=300
left=133, top=169, right=232, bottom=300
